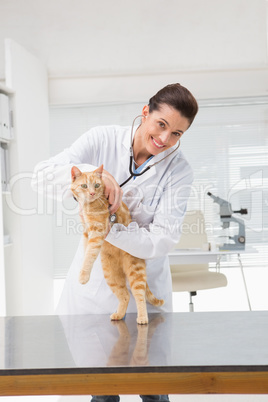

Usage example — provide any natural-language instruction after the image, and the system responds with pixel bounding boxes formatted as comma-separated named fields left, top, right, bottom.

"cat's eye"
left=81, top=184, right=87, bottom=189
left=95, top=183, right=100, bottom=188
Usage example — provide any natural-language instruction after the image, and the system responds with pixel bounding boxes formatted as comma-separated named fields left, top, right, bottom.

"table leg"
left=237, top=253, right=252, bottom=311
left=216, top=255, right=222, bottom=272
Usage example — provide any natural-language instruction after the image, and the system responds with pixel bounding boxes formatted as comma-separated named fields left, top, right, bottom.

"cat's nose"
left=90, top=192, right=95, bottom=196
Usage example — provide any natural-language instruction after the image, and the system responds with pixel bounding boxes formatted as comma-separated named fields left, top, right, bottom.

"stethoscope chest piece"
left=109, top=213, right=117, bottom=224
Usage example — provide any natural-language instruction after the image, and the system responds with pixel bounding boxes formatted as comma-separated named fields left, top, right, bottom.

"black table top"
left=1, top=311, right=268, bottom=376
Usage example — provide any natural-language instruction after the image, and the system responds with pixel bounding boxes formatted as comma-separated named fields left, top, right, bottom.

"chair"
left=170, top=210, right=227, bottom=311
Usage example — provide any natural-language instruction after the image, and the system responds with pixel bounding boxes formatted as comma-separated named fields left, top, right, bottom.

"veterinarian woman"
left=32, top=83, right=198, bottom=402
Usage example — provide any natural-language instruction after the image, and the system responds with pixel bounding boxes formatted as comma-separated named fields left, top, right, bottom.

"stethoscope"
left=119, top=114, right=181, bottom=188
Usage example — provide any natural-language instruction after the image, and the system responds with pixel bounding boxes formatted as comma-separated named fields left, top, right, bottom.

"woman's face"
left=139, top=104, right=190, bottom=156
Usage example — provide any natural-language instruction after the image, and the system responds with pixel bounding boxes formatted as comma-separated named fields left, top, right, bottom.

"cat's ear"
left=94, top=165, right=103, bottom=177
left=71, top=166, right=82, bottom=182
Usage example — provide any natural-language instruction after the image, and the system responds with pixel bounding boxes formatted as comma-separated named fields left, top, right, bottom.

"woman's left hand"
left=102, top=169, right=123, bottom=214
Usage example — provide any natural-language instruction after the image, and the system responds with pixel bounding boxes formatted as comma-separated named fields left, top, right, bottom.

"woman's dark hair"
left=148, top=83, right=198, bottom=127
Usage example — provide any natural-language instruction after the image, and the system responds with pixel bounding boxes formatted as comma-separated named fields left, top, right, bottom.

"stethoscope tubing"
left=119, top=155, right=151, bottom=187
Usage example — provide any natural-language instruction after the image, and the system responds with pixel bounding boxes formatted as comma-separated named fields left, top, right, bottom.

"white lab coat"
left=32, top=125, right=193, bottom=315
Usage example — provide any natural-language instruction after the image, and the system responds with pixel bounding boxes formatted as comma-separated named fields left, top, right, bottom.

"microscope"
left=207, top=192, right=248, bottom=250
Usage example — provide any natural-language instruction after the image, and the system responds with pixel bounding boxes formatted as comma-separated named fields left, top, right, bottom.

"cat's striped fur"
left=71, top=165, right=164, bottom=324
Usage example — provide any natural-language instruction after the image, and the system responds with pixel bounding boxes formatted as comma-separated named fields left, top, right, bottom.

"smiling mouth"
left=151, top=136, right=165, bottom=149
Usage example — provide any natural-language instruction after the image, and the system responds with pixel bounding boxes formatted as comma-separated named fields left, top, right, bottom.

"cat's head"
left=71, top=165, right=105, bottom=204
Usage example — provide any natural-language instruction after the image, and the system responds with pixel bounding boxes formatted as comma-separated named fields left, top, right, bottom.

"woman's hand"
left=102, top=169, right=123, bottom=214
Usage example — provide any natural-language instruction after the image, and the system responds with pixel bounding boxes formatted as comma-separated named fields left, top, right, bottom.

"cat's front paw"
left=110, top=312, right=125, bottom=321
left=79, top=270, right=90, bottom=284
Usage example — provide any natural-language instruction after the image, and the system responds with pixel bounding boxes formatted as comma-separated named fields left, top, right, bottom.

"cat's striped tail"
left=146, top=284, right=165, bottom=306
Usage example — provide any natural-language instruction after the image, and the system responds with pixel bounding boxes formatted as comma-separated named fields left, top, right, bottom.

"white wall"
left=4, top=39, right=54, bottom=316
left=48, top=69, right=268, bottom=105
left=0, top=0, right=267, bottom=103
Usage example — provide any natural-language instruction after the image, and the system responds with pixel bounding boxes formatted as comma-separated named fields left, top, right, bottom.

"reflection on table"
left=1, top=311, right=268, bottom=395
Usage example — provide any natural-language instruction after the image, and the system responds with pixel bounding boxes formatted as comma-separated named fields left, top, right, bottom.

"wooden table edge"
left=1, top=371, right=268, bottom=396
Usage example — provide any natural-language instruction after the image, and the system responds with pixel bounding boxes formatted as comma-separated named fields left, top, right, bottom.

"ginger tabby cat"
left=71, top=165, right=164, bottom=324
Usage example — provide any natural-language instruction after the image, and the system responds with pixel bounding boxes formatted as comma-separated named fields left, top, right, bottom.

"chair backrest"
left=172, top=210, right=208, bottom=274
left=176, top=210, right=207, bottom=250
